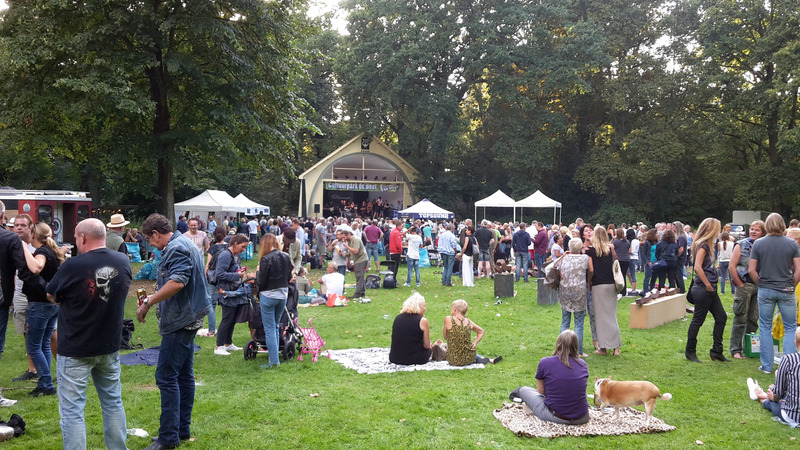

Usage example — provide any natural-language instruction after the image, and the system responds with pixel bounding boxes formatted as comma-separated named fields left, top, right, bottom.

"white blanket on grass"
left=327, top=347, right=485, bottom=374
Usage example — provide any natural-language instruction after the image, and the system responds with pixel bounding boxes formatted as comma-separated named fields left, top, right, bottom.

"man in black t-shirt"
left=46, top=218, right=132, bottom=449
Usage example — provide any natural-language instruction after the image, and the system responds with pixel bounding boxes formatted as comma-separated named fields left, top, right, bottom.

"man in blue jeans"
left=513, top=223, right=532, bottom=282
left=436, top=224, right=461, bottom=286
left=0, top=200, right=32, bottom=362
left=47, top=218, right=132, bottom=449
left=748, top=213, right=800, bottom=374
left=532, top=222, right=548, bottom=278
left=138, top=214, right=211, bottom=450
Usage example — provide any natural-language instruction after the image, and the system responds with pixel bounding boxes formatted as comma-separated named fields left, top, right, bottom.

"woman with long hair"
left=612, top=228, right=631, bottom=296
left=686, top=217, right=727, bottom=363
left=642, top=229, right=659, bottom=294
left=717, top=231, right=735, bottom=295
left=22, top=222, right=65, bottom=396
left=655, top=229, right=679, bottom=294
left=587, top=225, right=621, bottom=356
left=203, top=227, right=228, bottom=337
left=626, top=228, right=639, bottom=294
left=213, top=234, right=251, bottom=356
left=460, top=226, right=476, bottom=287
left=578, top=224, right=599, bottom=351
left=257, top=233, right=294, bottom=367
left=509, top=330, right=590, bottom=425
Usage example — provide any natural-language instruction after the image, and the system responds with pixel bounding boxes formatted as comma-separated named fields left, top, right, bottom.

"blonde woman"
left=442, top=299, right=502, bottom=365
left=22, top=222, right=65, bottom=396
left=587, top=225, right=620, bottom=356
left=686, top=218, right=727, bottom=363
left=389, top=294, right=434, bottom=365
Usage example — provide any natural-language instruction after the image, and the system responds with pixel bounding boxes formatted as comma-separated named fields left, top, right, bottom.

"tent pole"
left=474, top=206, right=476, bottom=226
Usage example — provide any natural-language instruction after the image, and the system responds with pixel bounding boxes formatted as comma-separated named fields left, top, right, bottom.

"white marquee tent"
left=474, top=190, right=517, bottom=223
left=174, top=189, right=246, bottom=223
left=235, top=194, right=270, bottom=216
left=515, top=190, right=562, bottom=224
left=397, top=199, right=454, bottom=220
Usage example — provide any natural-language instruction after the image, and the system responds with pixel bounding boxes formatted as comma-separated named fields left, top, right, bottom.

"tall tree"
left=0, top=0, right=312, bottom=219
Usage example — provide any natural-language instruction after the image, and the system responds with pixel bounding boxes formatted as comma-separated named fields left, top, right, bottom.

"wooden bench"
left=629, top=293, right=687, bottom=329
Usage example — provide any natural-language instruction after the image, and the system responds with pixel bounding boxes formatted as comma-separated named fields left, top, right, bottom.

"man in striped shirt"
left=748, top=328, right=800, bottom=427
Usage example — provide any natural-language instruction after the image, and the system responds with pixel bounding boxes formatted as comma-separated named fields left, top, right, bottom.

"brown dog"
left=594, top=376, right=672, bottom=424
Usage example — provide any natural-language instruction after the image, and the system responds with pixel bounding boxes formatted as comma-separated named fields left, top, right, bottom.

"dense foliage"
left=1, top=0, right=798, bottom=224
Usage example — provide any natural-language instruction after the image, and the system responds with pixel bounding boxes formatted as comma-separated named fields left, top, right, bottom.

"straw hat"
left=107, top=214, right=130, bottom=228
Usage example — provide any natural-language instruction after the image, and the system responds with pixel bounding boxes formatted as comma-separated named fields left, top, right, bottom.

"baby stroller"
left=244, top=283, right=304, bottom=361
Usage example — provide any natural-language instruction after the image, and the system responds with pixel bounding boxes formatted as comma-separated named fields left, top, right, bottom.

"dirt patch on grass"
left=133, top=383, right=160, bottom=391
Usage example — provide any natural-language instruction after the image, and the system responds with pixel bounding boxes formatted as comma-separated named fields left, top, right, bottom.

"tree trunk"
left=147, top=44, right=174, bottom=223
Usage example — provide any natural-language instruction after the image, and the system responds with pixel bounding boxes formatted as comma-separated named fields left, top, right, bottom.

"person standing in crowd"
left=642, top=229, right=658, bottom=293
left=626, top=229, right=639, bottom=295
left=389, top=219, right=403, bottom=279
left=460, top=226, right=477, bottom=287
left=279, top=228, right=302, bottom=274
left=579, top=224, right=599, bottom=351
left=674, top=221, right=688, bottom=291
left=343, top=226, right=368, bottom=300
left=236, top=217, right=249, bottom=236
left=315, top=219, right=328, bottom=269
left=0, top=201, right=32, bottom=362
left=512, top=223, right=532, bottom=283
left=204, top=227, right=228, bottom=337
left=685, top=218, right=727, bottom=363
left=257, top=234, right=293, bottom=368
left=717, top=231, right=735, bottom=295
left=586, top=225, right=620, bottom=356
left=533, top=222, right=548, bottom=278
left=212, top=235, right=251, bottom=356
left=363, top=220, right=383, bottom=272
left=729, top=220, right=765, bottom=359
left=10, top=214, right=38, bottom=382
left=176, top=215, right=189, bottom=234
left=207, top=214, right=217, bottom=235
left=437, top=224, right=461, bottom=287
left=749, top=213, right=800, bottom=374
left=105, top=214, right=129, bottom=254
left=474, top=220, right=495, bottom=279
left=559, top=238, right=592, bottom=356
left=137, top=214, right=211, bottom=450
left=551, top=233, right=564, bottom=259
left=184, top=218, right=210, bottom=257
left=655, top=229, right=679, bottom=293
left=328, top=229, right=349, bottom=276
left=404, top=226, right=423, bottom=287
left=611, top=228, right=630, bottom=296
left=21, top=222, right=65, bottom=397
left=47, top=218, right=131, bottom=449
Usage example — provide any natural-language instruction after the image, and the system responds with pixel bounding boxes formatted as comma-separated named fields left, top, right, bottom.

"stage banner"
left=324, top=181, right=401, bottom=192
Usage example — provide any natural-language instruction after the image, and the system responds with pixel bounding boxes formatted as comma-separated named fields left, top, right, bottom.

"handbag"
left=686, top=278, right=696, bottom=305
left=612, top=259, right=624, bottom=293
left=652, top=259, right=667, bottom=272
left=543, top=256, right=563, bottom=289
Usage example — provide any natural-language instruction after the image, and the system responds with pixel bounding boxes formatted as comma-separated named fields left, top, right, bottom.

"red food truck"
left=0, top=189, right=92, bottom=245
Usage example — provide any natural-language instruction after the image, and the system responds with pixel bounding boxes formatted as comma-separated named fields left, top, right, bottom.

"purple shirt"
left=363, top=225, right=382, bottom=244
left=535, top=355, right=589, bottom=419
left=533, top=229, right=548, bottom=255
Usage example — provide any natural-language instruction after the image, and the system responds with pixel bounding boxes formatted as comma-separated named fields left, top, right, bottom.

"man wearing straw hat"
left=106, top=214, right=130, bottom=255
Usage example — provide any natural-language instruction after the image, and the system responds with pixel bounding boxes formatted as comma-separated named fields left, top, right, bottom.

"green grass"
left=1, top=264, right=797, bottom=449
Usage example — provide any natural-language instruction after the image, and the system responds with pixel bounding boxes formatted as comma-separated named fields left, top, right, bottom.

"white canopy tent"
left=474, top=190, right=517, bottom=223
left=235, top=194, right=270, bottom=216
left=397, top=199, right=454, bottom=220
left=174, top=189, right=246, bottom=223
left=515, top=190, right=562, bottom=225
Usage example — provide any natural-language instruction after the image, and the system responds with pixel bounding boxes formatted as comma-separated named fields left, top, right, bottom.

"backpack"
left=206, top=248, right=230, bottom=286
left=365, top=274, right=382, bottom=289
left=119, top=319, right=142, bottom=350
left=382, top=273, right=397, bottom=289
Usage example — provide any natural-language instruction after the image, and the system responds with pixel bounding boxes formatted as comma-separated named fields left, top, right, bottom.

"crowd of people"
left=2, top=199, right=800, bottom=449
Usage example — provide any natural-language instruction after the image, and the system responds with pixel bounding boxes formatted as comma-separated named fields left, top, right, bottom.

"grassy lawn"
left=1, top=262, right=797, bottom=449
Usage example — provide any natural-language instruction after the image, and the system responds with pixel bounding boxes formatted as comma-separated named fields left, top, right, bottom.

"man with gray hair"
left=47, top=218, right=132, bottom=449
left=436, top=223, right=461, bottom=286
left=0, top=200, right=32, bottom=361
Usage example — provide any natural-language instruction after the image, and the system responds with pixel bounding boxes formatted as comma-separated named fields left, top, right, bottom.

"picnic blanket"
left=327, top=347, right=484, bottom=374
left=494, top=403, right=676, bottom=438
left=120, top=345, right=202, bottom=366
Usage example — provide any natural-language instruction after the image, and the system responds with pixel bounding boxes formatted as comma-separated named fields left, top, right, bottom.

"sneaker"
left=758, top=366, right=773, bottom=375
left=509, top=387, right=522, bottom=402
left=0, top=396, right=18, bottom=407
left=403, top=283, right=410, bottom=287
left=12, top=370, right=37, bottom=382
left=747, top=377, right=760, bottom=400
left=214, top=348, right=231, bottom=356
left=224, top=344, right=242, bottom=352
left=29, top=387, right=57, bottom=397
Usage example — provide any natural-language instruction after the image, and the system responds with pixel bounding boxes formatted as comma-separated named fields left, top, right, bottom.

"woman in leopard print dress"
left=443, top=300, right=502, bottom=366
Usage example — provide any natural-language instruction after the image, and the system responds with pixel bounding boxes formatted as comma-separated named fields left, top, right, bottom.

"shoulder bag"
left=612, top=259, right=624, bottom=293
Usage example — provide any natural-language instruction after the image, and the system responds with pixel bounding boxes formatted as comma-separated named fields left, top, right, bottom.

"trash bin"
left=537, top=278, right=558, bottom=305
left=494, top=273, right=514, bottom=298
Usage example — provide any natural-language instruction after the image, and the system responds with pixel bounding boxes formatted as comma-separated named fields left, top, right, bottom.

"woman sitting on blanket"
left=443, top=299, right=502, bottom=365
left=510, top=330, right=590, bottom=425
left=389, top=293, right=439, bottom=365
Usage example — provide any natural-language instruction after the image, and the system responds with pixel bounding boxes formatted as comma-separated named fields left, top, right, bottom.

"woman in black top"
left=389, top=294, right=435, bottom=364
left=461, top=226, right=477, bottom=287
left=22, top=222, right=65, bottom=396
left=587, top=225, right=620, bottom=356
left=611, top=228, right=631, bottom=296
left=213, top=234, right=251, bottom=356
left=204, top=227, right=228, bottom=336
left=686, top=218, right=727, bottom=363
left=257, top=234, right=294, bottom=368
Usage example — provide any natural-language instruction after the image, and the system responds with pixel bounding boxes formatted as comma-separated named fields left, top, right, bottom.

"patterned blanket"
left=494, top=403, right=676, bottom=438
left=327, top=347, right=485, bottom=374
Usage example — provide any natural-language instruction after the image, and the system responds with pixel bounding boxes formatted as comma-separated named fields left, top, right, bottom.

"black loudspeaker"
left=314, top=204, right=320, bottom=213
